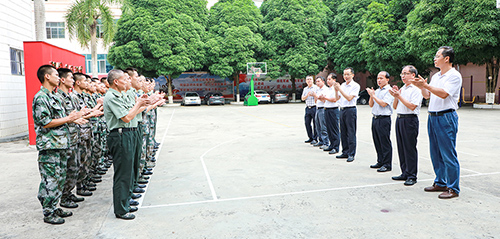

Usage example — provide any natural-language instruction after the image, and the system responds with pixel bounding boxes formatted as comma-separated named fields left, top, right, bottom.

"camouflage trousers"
left=99, top=122, right=108, bottom=164
left=77, top=132, right=92, bottom=188
left=61, top=145, right=79, bottom=200
left=146, top=115, right=155, bottom=167
left=91, top=120, right=102, bottom=172
left=140, top=121, right=149, bottom=172
left=37, top=149, right=68, bottom=216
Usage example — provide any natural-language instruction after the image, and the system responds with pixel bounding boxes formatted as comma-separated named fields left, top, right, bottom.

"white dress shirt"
left=428, top=68, right=462, bottom=112
left=324, top=86, right=339, bottom=108
left=371, top=85, right=394, bottom=116
left=396, top=84, right=423, bottom=115
left=338, top=80, right=360, bottom=107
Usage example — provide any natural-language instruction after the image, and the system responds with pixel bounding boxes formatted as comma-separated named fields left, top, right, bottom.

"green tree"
left=405, top=0, right=500, bottom=95
left=326, top=0, right=372, bottom=74
left=65, top=0, right=120, bottom=77
left=205, top=0, right=263, bottom=98
left=360, top=0, right=425, bottom=84
left=260, top=0, right=330, bottom=94
left=108, top=0, right=207, bottom=100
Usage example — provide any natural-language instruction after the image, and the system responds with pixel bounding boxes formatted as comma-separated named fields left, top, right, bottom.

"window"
left=10, top=48, right=24, bottom=75
left=46, top=22, right=65, bottom=39
left=84, top=54, right=113, bottom=74
left=96, top=19, right=104, bottom=38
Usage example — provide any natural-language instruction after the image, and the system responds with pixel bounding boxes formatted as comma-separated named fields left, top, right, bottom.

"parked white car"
left=182, top=92, right=201, bottom=106
left=254, top=90, right=271, bottom=103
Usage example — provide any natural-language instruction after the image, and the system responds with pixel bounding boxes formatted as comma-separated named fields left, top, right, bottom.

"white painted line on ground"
left=141, top=171, right=500, bottom=209
left=137, top=109, right=175, bottom=207
left=461, top=167, right=481, bottom=174
left=457, top=150, right=479, bottom=157
left=200, top=138, right=244, bottom=201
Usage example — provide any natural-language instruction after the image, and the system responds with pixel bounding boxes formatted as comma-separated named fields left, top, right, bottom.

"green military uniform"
left=32, top=86, right=70, bottom=222
left=54, top=90, right=80, bottom=206
left=126, top=88, right=145, bottom=189
left=104, top=88, right=139, bottom=216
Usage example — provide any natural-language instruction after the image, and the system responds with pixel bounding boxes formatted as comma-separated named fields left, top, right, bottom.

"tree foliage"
left=405, top=0, right=500, bottom=92
left=108, top=0, right=207, bottom=79
left=205, top=0, right=263, bottom=89
left=260, top=0, right=330, bottom=93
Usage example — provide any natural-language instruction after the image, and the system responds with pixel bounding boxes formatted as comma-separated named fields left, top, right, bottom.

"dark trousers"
left=325, top=108, right=340, bottom=151
left=132, top=124, right=144, bottom=191
left=372, top=116, right=392, bottom=168
left=304, top=107, right=317, bottom=140
left=108, top=130, right=137, bottom=215
left=340, top=107, right=357, bottom=156
left=395, top=116, right=419, bottom=180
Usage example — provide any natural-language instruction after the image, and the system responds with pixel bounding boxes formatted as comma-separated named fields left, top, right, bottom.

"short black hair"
left=327, top=73, right=337, bottom=80
left=344, top=67, right=355, bottom=75
left=100, top=77, right=107, bottom=84
left=107, top=69, right=124, bottom=86
left=124, top=67, right=137, bottom=76
left=379, top=71, right=390, bottom=79
left=57, top=68, right=73, bottom=79
left=37, top=65, right=57, bottom=83
left=438, top=46, right=455, bottom=64
left=403, top=65, right=418, bottom=76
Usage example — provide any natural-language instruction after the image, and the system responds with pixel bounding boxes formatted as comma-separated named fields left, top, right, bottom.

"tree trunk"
left=234, top=73, right=240, bottom=100
left=488, top=57, right=500, bottom=93
left=167, top=75, right=173, bottom=104
left=33, top=0, right=46, bottom=41
left=91, top=21, right=98, bottom=78
left=291, top=76, right=296, bottom=94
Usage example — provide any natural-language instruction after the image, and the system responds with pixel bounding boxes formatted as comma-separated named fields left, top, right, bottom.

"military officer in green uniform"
left=104, top=69, right=150, bottom=220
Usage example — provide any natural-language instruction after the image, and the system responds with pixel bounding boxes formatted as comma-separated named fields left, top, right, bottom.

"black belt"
left=317, top=107, right=324, bottom=109
left=340, top=106, right=356, bottom=110
left=306, top=106, right=315, bottom=109
left=428, top=109, right=455, bottom=116
left=373, top=115, right=390, bottom=119
left=110, top=127, right=138, bottom=133
left=325, top=107, right=339, bottom=110
left=397, top=114, right=418, bottom=118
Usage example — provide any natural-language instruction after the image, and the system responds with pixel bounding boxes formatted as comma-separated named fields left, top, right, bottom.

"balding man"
left=104, top=69, right=150, bottom=220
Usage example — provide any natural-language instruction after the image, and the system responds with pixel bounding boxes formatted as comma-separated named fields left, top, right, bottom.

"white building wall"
left=0, top=0, right=33, bottom=141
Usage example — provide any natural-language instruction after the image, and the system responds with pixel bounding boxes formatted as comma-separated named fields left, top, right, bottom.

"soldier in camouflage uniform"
left=55, top=68, right=90, bottom=208
left=33, top=65, right=84, bottom=224
left=83, top=77, right=104, bottom=185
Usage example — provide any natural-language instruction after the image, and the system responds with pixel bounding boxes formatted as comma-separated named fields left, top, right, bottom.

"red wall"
left=23, top=41, right=86, bottom=145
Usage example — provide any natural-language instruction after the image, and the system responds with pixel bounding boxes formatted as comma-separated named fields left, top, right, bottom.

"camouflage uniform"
left=69, top=91, right=92, bottom=191
left=146, top=93, right=155, bottom=168
left=84, top=93, right=100, bottom=180
left=54, top=90, right=80, bottom=204
left=32, top=86, right=70, bottom=218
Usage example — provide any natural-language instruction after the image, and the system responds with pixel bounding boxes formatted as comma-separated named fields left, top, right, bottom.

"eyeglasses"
left=400, top=72, right=413, bottom=77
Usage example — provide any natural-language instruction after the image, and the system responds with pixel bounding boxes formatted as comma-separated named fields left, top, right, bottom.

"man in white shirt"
left=312, top=76, right=329, bottom=149
left=412, top=46, right=462, bottom=199
left=301, top=76, right=319, bottom=144
left=333, top=67, right=360, bottom=162
left=319, top=73, right=340, bottom=154
left=389, top=65, right=423, bottom=186
left=368, top=71, right=394, bottom=173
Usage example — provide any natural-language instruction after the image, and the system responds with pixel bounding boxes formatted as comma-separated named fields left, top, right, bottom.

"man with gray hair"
left=104, top=69, right=150, bottom=220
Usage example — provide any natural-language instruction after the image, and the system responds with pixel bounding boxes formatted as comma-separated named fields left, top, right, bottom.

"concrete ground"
left=1, top=103, right=499, bottom=239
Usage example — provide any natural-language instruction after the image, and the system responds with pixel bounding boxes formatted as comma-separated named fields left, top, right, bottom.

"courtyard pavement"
left=1, top=103, right=499, bottom=238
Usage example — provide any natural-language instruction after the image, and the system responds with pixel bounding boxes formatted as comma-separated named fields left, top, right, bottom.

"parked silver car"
left=182, top=92, right=201, bottom=106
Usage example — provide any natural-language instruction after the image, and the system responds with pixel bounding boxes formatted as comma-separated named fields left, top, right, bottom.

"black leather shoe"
left=392, top=175, right=407, bottom=181
left=131, top=194, right=142, bottom=199
left=55, top=208, right=73, bottom=218
left=129, top=199, right=139, bottom=206
left=370, top=163, right=383, bottom=168
left=69, top=194, right=85, bottom=202
left=142, top=170, right=153, bottom=175
left=86, top=181, right=97, bottom=187
left=91, top=178, right=102, bottom=183
left=129, top=206, right=138, bottom=212
left=138, top=184, right=147, bottom=188
left=313, top=143, right=323, bottom=147
left=77, top=189, right=93, bottom=196
left=305, top=139, right=313, bottom=143
left=346, top=156, right=355, bottom=162
left=86, top=186, right=97, bottom=191
left=142, top=176, right=150, bottom=180
left=377, top=166, right=391, bottom=172
left=336, top=154, right=348, bottom=159
left=151, top=158, right=156, bottom=162
left=323, top=147, right=334, bottom=151
left=115, top=213, right=135, bottom=220
left=133, top=187, right=145, bottom=193
left=329, top=149, right=338, bottom=154
left=404, top=178, right=417, bottom=186
left=310, top=140, right=318, bottom=145
left=60, top=200, right=78, bottom=209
